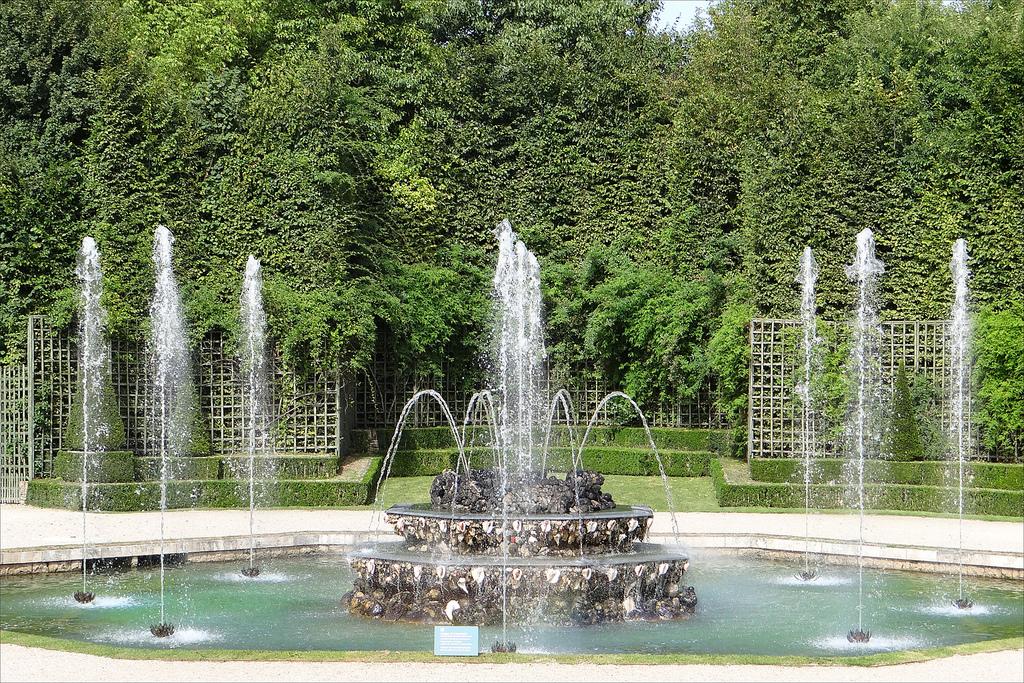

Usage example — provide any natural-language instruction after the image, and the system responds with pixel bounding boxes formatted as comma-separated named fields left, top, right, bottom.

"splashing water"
left=76, top=237, right=108, bottom=598
left=578, top=392, right=680, bottom=541
left=949, top=239, right=972, bottom=606
left=371, top=389, right=466, bottom=531
left=240, top=256, right=271, bottom=574
left=493, top=220, right=546, bottom=648
left=493, top=219, right=546, bottom=488
left=795, top=246, right=820, bottom=577
left=369, top=221, right=679, bottom=645
left=149, top=225, right=191, bottom=631
left=844, top=228, right=885, bottom=636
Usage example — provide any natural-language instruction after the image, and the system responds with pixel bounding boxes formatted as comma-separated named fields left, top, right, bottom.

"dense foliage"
left=2, top=0, right=1021, bottom=451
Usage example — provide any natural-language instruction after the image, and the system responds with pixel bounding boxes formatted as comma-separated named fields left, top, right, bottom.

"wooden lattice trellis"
left=353, top=360, right=725, bottom=431
left=12, top=315, right=728, bottom=486
left=25, top=317, right=352, bottom=475
left=747, top=318, right=972, bottom=460
left=0, top=365, right=31, bottom=502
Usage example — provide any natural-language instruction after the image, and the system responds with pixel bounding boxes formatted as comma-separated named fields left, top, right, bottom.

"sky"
left=650, top=0, right=714, bottom=33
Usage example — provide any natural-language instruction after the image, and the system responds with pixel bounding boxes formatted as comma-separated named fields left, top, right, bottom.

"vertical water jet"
left=949, top=239, right=973, bottom=610
left=149, top=225, right=190, bottom=637
left=240, top=255, right=270, bottom=578
left=73, top=237, right=106, bottom=604
left=492, top=219, right=546, bottom=651
left=844, top=228, right=884, bottom=643
left=795, top=246, right=820, bottom=581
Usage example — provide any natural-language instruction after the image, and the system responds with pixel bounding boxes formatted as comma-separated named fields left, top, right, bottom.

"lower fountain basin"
left=346, top=541, right=693, bottom=625
left=2, top=553, right=1021, bottom=655
left=385, top=503, right=655, bottom=556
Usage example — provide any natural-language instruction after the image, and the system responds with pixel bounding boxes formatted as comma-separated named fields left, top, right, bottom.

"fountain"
left=949, top=239, right=973, bottom=610
left=239, top=255, right=271, bottom=578
left=348, top=222, right=695, bottom=643
left=149, top=225, right=191, bottom=637
left=843, top=228, right=885, bottom=643
left=795, top=246, right=820, bottom=582
left=72, top=237, right=106, bottom=604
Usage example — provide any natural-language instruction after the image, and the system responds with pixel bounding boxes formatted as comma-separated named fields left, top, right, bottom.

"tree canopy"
left=2, top=0, right=1021, bottom=446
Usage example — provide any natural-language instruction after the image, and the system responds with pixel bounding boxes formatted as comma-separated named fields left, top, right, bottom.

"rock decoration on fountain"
left=388, top=476, right=652, bottom=557
left=430, top=468, right=615, bottom=514
left=346, top=468, right=696, bottom=626
left=346, top=555, right=695, bottom=626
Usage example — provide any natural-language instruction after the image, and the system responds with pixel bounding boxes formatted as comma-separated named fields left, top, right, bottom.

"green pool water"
left=1, top=551, right=1020, bottom=656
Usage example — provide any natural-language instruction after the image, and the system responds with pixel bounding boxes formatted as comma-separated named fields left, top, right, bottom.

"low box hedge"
left=135, top=456, right=222, bottom=481
left=380, top=447, right=712, bottom=478
left=219, top=454, right=339, bottom=479
left=713, top=459, right=1023, bottom=517
left=750, top=458, right=1023, bottom=491
left=352, top=426, right=722, bottom=454
left=27, top=458, right=382, bottom=511
left=53, top=451, right=136, bottom=483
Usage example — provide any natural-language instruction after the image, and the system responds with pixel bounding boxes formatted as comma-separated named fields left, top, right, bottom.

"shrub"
left=715, top=460, right=1022, bottom=516
left=64, top=373, right=126, bottom=451
left=27, top=457, right=382, bottom=510
left=749, top=458, right=1023, bottom=491
left=885, top=362, right=925, bottom=460
left=53, top=450, right=135, bottom=483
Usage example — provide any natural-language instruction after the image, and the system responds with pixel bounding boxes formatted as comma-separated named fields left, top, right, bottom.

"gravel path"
left=2, top=644, right=1022, bottom=682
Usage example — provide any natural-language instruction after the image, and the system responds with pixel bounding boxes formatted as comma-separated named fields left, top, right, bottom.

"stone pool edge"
left=2, top=531, right=1021, bottom=579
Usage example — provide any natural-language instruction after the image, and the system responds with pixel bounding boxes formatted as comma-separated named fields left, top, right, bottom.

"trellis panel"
left=0, top=365, right=31, bottom=501
left=748, top=318, right=975, bottom=461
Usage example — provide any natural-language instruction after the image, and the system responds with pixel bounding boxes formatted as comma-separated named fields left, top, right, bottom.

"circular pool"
left=1, top=550, right=1020, bottom=656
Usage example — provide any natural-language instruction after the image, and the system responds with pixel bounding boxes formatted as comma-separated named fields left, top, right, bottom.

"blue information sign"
left=433, top=625, right=479, bottom=656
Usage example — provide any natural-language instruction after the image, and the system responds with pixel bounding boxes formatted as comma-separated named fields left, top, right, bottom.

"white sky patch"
left=651, top=0, right=713, bottom=33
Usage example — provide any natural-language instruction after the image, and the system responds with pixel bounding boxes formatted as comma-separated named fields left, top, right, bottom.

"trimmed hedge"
left=27, top=458, right=381, bottom=511
left=381, top=447, right=712, bottom=478
left=750, top=458, right=1024, bottom=491
left=712, top=460, right=1023, bottom=517
left=135, top=456, right=222, bottom=481
left=53, top=451, right=136, bottom=483
left=220, top=454, right=339, bottom=479
left=64, top=376, right=127, bottom=452
left=352, top=426, right=721, bottom=454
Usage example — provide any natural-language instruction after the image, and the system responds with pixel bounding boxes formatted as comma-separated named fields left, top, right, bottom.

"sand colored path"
left=2, top=505, right=1021, bottom=555
left=1, top=644, right=1022, bottom=682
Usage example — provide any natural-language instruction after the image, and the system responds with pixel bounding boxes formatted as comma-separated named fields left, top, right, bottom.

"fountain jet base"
left=73, top=591, right=95, bottom=604
left=150, top=623, right=175, bottom=638
left=241, top=565, right=261, bottom=578
left=847, top=629, right=871, bottom=643
left=953, top=597, right=973, bottom=610
left=796, top=569, right=818, bottom=582
left=491, top=641, right=517, bottom=653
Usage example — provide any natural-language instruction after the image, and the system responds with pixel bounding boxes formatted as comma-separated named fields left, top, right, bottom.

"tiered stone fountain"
left=347, top=472, right=694, bottom=625
left=346, top=221, right=695, bottom=633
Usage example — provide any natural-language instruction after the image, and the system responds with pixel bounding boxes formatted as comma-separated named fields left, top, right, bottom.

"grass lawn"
left=361, top=471, right=1019, bottom=521
left=368, top=474, right=720, bottom=512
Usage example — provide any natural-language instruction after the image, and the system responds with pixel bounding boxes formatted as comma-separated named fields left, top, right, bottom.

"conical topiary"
left=885, top=362, right=924, bottom=461
left=65, top=371, right=126, bottom=451
left=169, top=379, right=212, bottom=456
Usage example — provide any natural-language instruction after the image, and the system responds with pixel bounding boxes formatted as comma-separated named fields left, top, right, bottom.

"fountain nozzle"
left=150, top=623, right=175, bottom=638
left=846, top=629, right=871, bottom=643
left=241, top=565, right=261, bottom=578
left=796, top=569, right=818, bottom=582
left=953, top=597, right=973, bottom=610
left=73, top=591, right=95, bottom=604
left=491, top=640, right=517, bottom=653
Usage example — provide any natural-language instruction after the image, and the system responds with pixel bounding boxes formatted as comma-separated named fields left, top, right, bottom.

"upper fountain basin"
left=386, top=503, right=655, bottom=556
